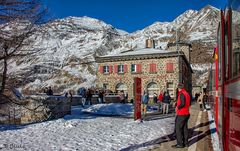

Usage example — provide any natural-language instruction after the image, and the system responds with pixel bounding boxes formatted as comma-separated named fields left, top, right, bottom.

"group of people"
left=43, top=86, right=53, bottom=95
left=141, top=90, right=172, bottom=117
left=196, top=91, right=208, bottom=111
left=157, top=91, right=171, bottom=114
left=141, top=83, right=191, bottom=148
left=79, top=88, right=114, bottom=107
left=79, top=88, right=93, bottom=107
left=42, top=83, right=197, bottom=148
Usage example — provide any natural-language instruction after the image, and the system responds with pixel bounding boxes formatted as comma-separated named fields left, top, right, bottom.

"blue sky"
left=42, top=0, right=226, bottom=32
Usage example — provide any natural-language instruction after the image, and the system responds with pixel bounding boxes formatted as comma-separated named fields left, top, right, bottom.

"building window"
left=131, top=64, right=137, bottom=73
left=103, top=65, right=109, bottom=73
left=166, top=82, right=174, bottom=97
left=166, top=63, right=174, bottom=73
left=233, top=50, right=240, bottom=76
left=103, top=83, right=108, bottom=89
left=147, top=82, right=159, bottom=97
left=131, top=64, right=142, bottom=73
left=118, top=65, right=124, bottom=73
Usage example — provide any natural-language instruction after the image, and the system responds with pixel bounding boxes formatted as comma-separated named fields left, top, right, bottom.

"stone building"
left=96, top=40, right=193, bottom=101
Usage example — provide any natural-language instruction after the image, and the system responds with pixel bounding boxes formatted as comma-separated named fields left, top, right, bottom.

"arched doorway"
left=115, top=83, right=127, bottom=93
left=147, top=82, right=159, bottom=97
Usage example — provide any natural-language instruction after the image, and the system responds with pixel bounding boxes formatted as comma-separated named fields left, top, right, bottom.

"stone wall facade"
left=97, top=53, right=192, bottom=101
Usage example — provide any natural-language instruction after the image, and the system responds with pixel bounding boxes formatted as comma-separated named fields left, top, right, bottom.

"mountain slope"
left=5, top=5, right=219, bottom=94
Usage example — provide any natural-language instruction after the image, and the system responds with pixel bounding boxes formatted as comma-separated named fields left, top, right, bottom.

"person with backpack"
left=141, top=91, right=149, bottom=117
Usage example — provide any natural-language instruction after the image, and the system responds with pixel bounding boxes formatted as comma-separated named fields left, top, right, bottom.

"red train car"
left=208, top=0, right=240, bottom=151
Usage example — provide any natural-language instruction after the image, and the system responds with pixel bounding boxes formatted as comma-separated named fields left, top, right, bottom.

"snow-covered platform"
left=145, top=102, right=220, bottom=151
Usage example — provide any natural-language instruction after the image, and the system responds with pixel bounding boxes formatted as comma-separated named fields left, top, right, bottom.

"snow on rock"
left=191, top=63, right=211, bottom=72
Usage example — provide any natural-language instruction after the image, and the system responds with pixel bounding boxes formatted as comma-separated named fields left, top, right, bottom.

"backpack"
left=142, top=94, right=149, bottom=104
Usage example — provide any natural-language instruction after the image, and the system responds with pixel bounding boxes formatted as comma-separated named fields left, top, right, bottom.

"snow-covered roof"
left=100, top=48, right=179, bottom=58
left=96, top=48, right=193, bottom=73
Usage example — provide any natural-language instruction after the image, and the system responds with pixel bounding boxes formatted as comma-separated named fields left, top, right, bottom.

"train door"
left=223, top=8, right=232, bottom=151
left=228, top=3, right=240, bottom=150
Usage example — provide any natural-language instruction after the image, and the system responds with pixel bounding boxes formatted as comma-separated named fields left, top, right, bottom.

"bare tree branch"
left=0, top=0, right=48, bottom=94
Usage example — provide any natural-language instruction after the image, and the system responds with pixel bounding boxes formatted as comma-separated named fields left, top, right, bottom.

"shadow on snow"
left=120, top=120, right=215, bottom=151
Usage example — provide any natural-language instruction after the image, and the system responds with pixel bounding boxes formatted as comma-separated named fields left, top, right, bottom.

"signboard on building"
left=134, top=77, right=141, bottom=120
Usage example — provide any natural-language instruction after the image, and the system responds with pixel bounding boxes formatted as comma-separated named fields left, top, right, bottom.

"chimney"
left=145, top=38, right=155, bottom=48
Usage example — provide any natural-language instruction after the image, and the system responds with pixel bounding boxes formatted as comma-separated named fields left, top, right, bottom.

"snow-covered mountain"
left=5, top=5, right=220, bottom=94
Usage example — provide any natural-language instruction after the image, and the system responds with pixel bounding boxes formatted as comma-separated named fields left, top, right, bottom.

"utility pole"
left=176, top=27, right=179, bottom=53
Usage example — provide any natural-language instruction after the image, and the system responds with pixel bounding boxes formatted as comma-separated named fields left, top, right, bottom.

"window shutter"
left=123, top=65, right=127, bottom=73
left=109, top=65, right=113, bottom=73
left=99, top=66, right=103, bottom=73
left=152, top=63, right=157, bottom=73
left=166, top=63, right=173, bottom=72
left=149, top=64, right=153, bottom=73
left=114, top=65, right=118, bottom=73
left=149, top=63, right=156, bottom=73
left=137, top=64, right=142, bottom=73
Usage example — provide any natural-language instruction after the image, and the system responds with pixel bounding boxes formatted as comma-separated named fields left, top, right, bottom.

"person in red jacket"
left=157, top=91, right=164, bottom=113
left=172, top=83, right=190, bottom=148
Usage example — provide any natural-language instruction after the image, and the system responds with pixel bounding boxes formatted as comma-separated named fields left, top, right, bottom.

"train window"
left=225, top=18, right=229, bottom=80
left=228, top=98, right=232, bottom=112
left=224, top=39, right=228, bottom=79
left=218, top=24, right=222, bottom=81
left=232, top=10, right=240, bottom=77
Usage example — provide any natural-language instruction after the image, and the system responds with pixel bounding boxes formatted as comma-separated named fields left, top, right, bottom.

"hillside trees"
left=0, top=0, right=48, bottom=95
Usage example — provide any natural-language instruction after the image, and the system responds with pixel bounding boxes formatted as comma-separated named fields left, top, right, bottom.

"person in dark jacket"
left=153, top=93, right=158, bottom=104
left=162, top=91, right=171, bottom=114
left=81, top=88, right=87, bottom=107
left=119, top=90, right=125, bottom=103
left=98, top=90, right=105, bottom=103
left=172, top=83, right=190, bottom=148
left=47, top=86, right=53, bottom=95
left=86, top=89, right=92, bottom=105
left=124, top=91, right=128, bottom=102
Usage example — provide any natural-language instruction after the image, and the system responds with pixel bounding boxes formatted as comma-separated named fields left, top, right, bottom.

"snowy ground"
left=0, top=104, right=175, bottom=151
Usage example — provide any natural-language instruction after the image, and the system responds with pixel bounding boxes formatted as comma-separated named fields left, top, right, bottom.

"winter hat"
left=177, top=83, right=184, bottom=89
